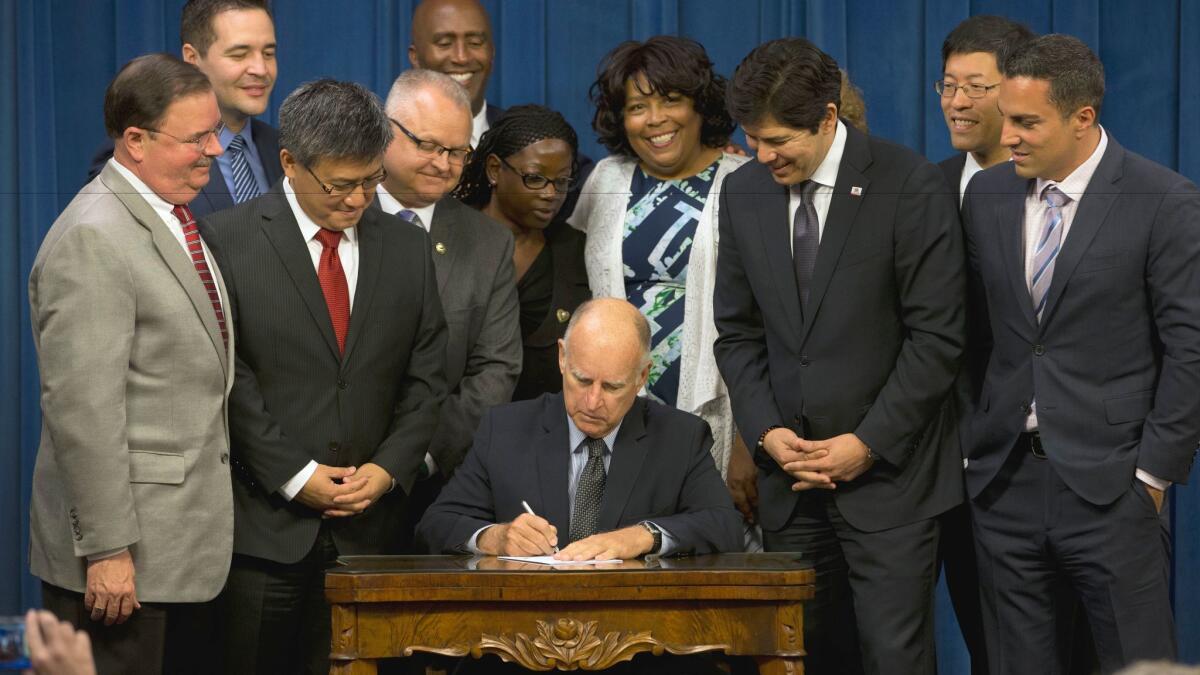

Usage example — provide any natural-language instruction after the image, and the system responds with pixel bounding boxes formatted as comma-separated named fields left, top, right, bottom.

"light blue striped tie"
left=1031, top=185, right=1070, bottom=323
left=398, top=208, right=421, bottom=229
left=227, top=134, right=261, bottom=203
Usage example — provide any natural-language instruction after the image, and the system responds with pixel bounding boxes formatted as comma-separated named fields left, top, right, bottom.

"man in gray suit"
left=376, top=68, right=521, bottom=549
left=28, top=54, right=233, bottom=675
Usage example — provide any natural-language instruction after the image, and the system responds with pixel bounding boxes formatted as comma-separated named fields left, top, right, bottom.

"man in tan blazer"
left=27, top=54, right=233, bottom=675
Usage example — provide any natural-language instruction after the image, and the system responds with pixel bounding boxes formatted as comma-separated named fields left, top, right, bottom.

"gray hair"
left=278, top=79, right=393, bottom=167
left=563, top=299, right=652, bottom=369
left=384, top=68, right=472, bottom=121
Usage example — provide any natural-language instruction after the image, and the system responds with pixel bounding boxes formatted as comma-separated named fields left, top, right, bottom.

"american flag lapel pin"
left=850, top=186, right=863, bottom=196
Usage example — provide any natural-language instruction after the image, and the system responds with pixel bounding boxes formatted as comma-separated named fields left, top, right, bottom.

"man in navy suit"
left=714, top=38, right=966, bottom=675
left=936, top=15, right=1034, bottom=203
left=961, top=34, right=1200, bottom=674
left=418, top=298, right=742, bottom=560
left=87, top=0, right=282, bottom=218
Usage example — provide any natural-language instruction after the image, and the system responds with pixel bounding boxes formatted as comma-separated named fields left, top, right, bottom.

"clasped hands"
left=294, top=462, right=393, bottom=518
left=762, top=428, right=875, bottom=491
left=476, top=513, right=654, bottom=561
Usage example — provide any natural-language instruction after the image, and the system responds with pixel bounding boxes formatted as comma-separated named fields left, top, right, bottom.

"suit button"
left=220, top=453, right=229, bottom=464
left=74, top=534, right=82, bottom=542
left=329, top=442, right=340, bottom=454
left=799, top=356, right=810, bottom=367
left=337, top=379, right=347, bottom=390
left=1033, top=344, right=1045, bottom=356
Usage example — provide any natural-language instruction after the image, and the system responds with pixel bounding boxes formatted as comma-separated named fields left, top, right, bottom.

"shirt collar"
left=109, top=158, right=186, bottom=226
left=284, top=178, right=358, bottom=244
left=1035, top=126, right=1108, bottom=201
left=962, top=151, right=983, bottom=177
left=566, top=413, right=623, bottom=456
left=218, top=119, right=255, bottom=151
left=374, top=184, right=436, bottom=232
left=801, top=119, right=847, bottom=192
left=471, top=100, right=490, bottom=147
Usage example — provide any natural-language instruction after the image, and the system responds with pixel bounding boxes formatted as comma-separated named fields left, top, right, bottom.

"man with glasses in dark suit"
left=199, top=79, right=448, bottom=674
left=377, top=68, right=521, bottom=552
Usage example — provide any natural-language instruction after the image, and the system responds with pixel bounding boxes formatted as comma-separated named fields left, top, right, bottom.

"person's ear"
left=485, top=154, right=501, bottom=186
left=182, top=43, right=200, bottom=65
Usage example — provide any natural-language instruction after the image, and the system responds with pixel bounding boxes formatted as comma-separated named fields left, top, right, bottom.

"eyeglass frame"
left=934, top=80, right=1001, bottom=99
left=141, top=121, right=226, bottom=150
left=303, top=163, right=388, bottom=197
left=498, top=155, right=576, bottom=193
left=389, top=117, right=473, bottom=165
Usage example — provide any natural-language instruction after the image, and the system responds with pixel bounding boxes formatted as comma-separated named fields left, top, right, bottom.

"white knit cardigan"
left=568, top=152, right=749, bottom=478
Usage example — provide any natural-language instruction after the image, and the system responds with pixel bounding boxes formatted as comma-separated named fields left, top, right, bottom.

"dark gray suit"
left=417, top=393, right=743, bottom=556
left=961, top=135, right=1200, bottom=673
left=714, top=123, right=966, bottom=675
left=199, top=186, right=448, bottom=673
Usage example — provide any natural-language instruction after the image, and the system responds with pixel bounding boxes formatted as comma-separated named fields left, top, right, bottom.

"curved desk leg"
left=756, top=655, right=804, bottom=674
left=330, top=658, right=377, bottom=674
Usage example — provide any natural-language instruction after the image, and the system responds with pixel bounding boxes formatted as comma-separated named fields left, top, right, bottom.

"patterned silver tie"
left=1030, top=185, right=1070, bottom=323
left=793, top=180, right=820, bottom=312
left=227, top=134, right=261, bottom=204
left=569, top=437, right=607, bottom=543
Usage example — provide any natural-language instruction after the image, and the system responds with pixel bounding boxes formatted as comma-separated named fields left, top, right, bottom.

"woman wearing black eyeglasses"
left=453, top=104, right=590, bottom=400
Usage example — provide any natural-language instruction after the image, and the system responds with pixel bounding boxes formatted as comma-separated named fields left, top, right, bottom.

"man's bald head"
left=558, top=299, right=651, bottom=438
left=409, top=0, right=494, bottom=115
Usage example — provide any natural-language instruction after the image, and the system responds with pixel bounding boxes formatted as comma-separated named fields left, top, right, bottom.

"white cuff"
left=1136, top=469, right=1170, bottom=491
left=465, top=525, right=494, bottom=554
left=279, top=460, right=319, bottom=500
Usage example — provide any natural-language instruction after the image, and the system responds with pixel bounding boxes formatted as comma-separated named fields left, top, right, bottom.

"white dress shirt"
left=375, top=185, right=436, bottom=233
left=959, top=152, right=984, bottom=206
left=471, top=101, right=490, bottom=149
left=278, top=177, right=362, bottom=500
left=787, top=120, right=847, bottom=251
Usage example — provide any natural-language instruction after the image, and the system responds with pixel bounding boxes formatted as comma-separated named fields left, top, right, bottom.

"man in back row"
left=935, top=14, right=1035, bottom=674
left=88, top=0, right=281, bottom=217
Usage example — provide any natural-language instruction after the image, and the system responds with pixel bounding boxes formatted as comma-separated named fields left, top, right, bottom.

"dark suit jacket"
left=961, top=135, right=1200, bottom=505
left=513, top=222, right=590, bottom=401
left=199, top=187, right=448, bottom=563
left=87, top=119, right=283, bottom=219
left=713, top=123, right=967, bottom=533
left=424, top=198, right=522, bottom=474
left=417, top=393, right=743, bottom=555
left=939, top=153, right=967, bottom=196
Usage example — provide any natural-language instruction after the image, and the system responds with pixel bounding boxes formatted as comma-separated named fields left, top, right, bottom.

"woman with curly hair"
left=570, top=35, right=754, bottom=524
left=453, top=104, right=590, bottom=400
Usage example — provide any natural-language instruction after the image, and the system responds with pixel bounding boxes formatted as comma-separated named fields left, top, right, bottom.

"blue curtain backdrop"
left=3, top=0, right=1198, bottom=668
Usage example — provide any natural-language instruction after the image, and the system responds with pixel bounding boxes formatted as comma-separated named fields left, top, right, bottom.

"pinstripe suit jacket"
left=200, top=186, right=448, bottom=563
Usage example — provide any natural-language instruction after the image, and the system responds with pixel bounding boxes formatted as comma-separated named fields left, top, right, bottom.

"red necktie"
left=314, top=228, right=350, bottom=353
left=171, top=204, right=228, bottom=347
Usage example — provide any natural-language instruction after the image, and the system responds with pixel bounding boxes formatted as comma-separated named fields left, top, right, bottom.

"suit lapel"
left=535, top=393, right=572, bottom=535
left=995, top=171, right=1038, bottom=331
left=800, top=125, right=870, bottom=347
left=429, top=200, right=457, bottom=294
left=252, top=119, right=283, bottom=185
left=752, top=165, right=805, bottom=340
left=101, top=164, right=229, bottom=373
left=598, top=399, right=649, bottom=532
left=341, top=211, right=381, bottom=365
left=1039, top=140, right=1124, bottom=329
left=259, top=191, right=341, bottom=359
left=200, top=160, right=235, bottom=213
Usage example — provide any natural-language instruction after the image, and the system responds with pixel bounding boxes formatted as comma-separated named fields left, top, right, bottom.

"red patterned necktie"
left=170, top=204, right=228, bottom=347
left=314, top=228, right=350, bottom=353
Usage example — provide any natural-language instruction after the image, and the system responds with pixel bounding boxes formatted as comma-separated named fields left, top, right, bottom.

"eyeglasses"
left=143, top=121, right=225, bottom=150
left=389, top=118, right=473, bottom=165
left=499, top=156, right=575, bottom=193
left=934, top=81, right=1001, bottom=99
left=304, top=164, right=388, bottom=197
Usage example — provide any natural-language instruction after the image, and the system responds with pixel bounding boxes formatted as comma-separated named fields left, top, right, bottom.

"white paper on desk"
left=498, top=555, right=621, bottom=566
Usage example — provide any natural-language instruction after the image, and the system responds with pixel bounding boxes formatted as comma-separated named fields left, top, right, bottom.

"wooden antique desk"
left=325, top=553, right=814, bottom=674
